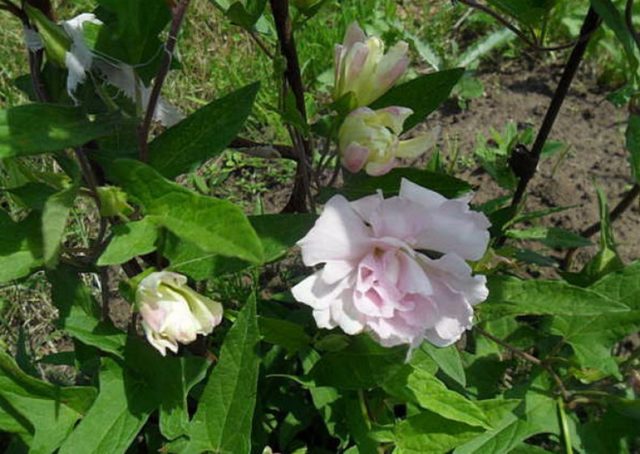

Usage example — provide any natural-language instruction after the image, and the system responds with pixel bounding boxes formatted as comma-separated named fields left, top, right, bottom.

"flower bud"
left=338, top=106, right=438, bottom=176
left=333, top=22, right=409, bottom=107
left=96, top=186, right=134, bottom=218
left=136, top=272, right=223, bottom=356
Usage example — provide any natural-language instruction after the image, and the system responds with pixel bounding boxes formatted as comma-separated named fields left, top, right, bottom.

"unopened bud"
left=96, top=186, right=134, bottom=219
left=136, top=272, right=224, bottom=356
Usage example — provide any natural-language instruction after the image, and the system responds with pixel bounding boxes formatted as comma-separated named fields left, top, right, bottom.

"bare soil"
left=426, top=57, right=640, bottom=269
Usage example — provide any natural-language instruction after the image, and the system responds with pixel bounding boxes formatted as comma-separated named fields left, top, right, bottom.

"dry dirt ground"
left=427, top=58, right=640, bottom=269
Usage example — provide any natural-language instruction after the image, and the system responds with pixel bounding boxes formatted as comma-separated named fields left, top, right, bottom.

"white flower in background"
left=339, top=106, right=439, bottom=176
left=136, top=271, right=223, bottom=356
left=333, top=22, right=409, bottom=107
left=61, top=13, right=101, bottom=97
left=26, top=12, right=183, bottom=126
left=292, top=179, right=490, bottom=348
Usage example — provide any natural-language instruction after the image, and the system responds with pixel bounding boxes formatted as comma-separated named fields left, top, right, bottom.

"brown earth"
left=423, top=58, right=640, bottom=271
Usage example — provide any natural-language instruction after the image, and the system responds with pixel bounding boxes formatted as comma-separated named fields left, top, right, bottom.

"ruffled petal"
left=399, top=178, right=447, bottom=210
left=400, top=179, right=490, bottom=260
left=291, top=270, right=352, bottom=310
left=350, top=193, right=383, bottom=224
left=417, top=199, right=491, bottom=260
left=330, top=295, right=365, bottom=335
left=421, top=253, right=489, bottom=305
left=397, top=251, right=433, bottom=295
left=298, top=195, right=372, bottom=265
left=368, top=196, right=430, bottom=244
left=424, top=280, right=474, bottom=347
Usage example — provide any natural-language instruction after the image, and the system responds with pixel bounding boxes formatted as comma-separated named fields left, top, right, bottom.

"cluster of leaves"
left=0, top=0, right=639, bottom=453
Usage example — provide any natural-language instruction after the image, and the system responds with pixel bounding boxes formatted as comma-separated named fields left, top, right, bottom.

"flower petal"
left=396, top=128, right=439, bottom=158
left=374, top=41, right=409, bottom=89
left=368, top=196, right=430, bottom=244
left=343, top=22, right=366, bottom=48
left=373, top=106, right=413, bottom=134
left=421, top=253, right=489, bottom=305
left=298, top=195, right=372, bottom=265
left=365, top=158, right=396, bottom=176
left=341, top=143, right=370, bottom=173
left=291, top=270, right=352, bottom=310
left=424, top=281, right=473, bottom=347
left=330, top=295, right=365, bottom=335
left=400, top=179, right=491, bottom=260
left=350, top=193, right=383, bottom=224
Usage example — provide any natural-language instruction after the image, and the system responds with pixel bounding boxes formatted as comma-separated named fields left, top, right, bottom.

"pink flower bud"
left=333, top=22, right=409, bottom=107
left=338, top=107, right=438, bottom=176
left=136, top=272, right=223, bottom=356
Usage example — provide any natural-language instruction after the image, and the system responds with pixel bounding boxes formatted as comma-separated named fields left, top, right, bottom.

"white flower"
left=44, top=13, right=183, bottom=126
left=292, top=179, right=490, bottom=348
left=136, top=271, right=223, bottom=356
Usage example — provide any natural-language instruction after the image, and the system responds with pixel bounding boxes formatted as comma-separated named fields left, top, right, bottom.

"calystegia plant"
left=0, top=0, right=639, bottom=453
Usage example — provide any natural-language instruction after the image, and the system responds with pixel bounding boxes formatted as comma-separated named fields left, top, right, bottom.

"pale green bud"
left=96, top=186, right=134, bottom=218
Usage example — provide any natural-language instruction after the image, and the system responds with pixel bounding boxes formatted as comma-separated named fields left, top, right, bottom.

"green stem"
left=557, top=397, right=573, bottom=454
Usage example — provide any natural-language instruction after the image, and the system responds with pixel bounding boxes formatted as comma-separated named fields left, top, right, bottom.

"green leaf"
left=58, top=358, right=155, bottom=454
left=481, top=277, right=629, bottom=320
left=421, top=343, right=466, bottom=387
left=579, top=408, right=639, bottom=454
left=42, top=183, right=78, bottom=267
left=573, top=187, right=624, bottom=284
left=183, top=294, right=260, bottom=454
left=95, top=0, right=171, bottom=80
left=505, top=226, right=592, bottom=249
left=121, top=339, right=211, bottom=441
left=454, top=392, right=559, bottom=454
left=98, top=218, right=159, bottom=266
left=48, top=266, right=127, bottom=357
left=395, top=410, right=484, bottom=454
left=591, top=260, right=640, bottom=310
left=371, top=68, right=465, bottom=130
left=590, top=0, right=639, bottom=71
left=455, top=29, right=515, bottom=68
left=111, top=159, right=263, bottom=264
left=336, top=168, right=472, bottom=202
left=309, top=335, right=406, bottom=390
left=4, top=182, right=57, bottom=211
left=0, top=397, right=33, bottom=448
left=0, top=104, right=123, bottom=158
left=259, top=316, right=311, bottom=355
left=211, top=0, right=267, bottom=29
left=383, top=366, right=490, bottom=429
left=0, top=212, right=43, bottom=284
left=626, top=113, right=640, bottom=182
left=0, top=349, right=97, bottom=454
left=344, top=393, right=379, bottom=454
left=486, top=0, right=556, bottom=27
left=166, top=213, right=315, bottom=280
left=550, top=310, right=640, bottom=378
left=149, top=83, right=260, bottom=179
